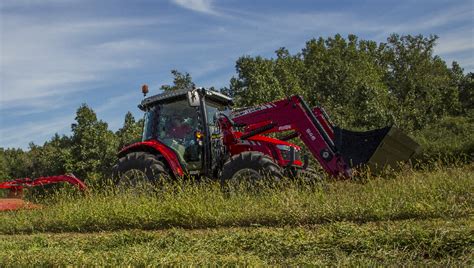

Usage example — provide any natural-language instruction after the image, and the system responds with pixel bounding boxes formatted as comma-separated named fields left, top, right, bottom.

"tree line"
left=1, top=34, right=472, bottom=182
left=0, top=109, right=143, bottom=182
left=222, top=34, right=472, bottom=130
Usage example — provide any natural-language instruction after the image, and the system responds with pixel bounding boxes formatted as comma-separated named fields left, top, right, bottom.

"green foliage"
left=160, top=69, right=195, bottom=91
left=0, top=33, right=471, bottom=183
left=227, top=34, right=466, bottom=131
left=0, top=150, right=8, bottom=181
left=381, top=34, right=460, bottom=130
left=116, top=112, right=143, bottom=148
left=0, top=106, right=142, bottom=183
left=301, top=34, right=391, bottom=128
left=450, top=62, right=474, bottom=114
left=70, top=104, right=118, bottom=182
left=28, top=134, right=74, bottom=177
left=0, top=148, right=33, bottom=181
left=413, top=115, right=474, bottom=164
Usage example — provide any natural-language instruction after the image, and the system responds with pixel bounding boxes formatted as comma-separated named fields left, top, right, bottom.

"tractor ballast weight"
left=114, top=88, right=420, bottom=183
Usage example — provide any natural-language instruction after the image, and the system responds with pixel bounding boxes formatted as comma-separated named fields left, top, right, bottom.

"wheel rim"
left=232, top=168, right=261, bottom=181
left=118, top=169, right=150, bottom=188
left=228, top=168, right=266, bottom=192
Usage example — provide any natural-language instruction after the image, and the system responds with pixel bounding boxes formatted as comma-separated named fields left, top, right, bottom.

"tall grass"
left=0, top=218, right=472, bottom=266
left=413, top=115, right=474, bottom=165
left=0, top=164, right=472, bottom=234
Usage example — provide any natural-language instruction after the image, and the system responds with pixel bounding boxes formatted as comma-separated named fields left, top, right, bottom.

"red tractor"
left=112, top=87, right=420, bottom=185
left=0, top=87, right=420, bottom=211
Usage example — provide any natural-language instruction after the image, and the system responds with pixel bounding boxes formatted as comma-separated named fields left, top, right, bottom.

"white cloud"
left=436, top=28, right=474, bottom=55
left=435, top=28, right=474, bottom=71
left=95, top=92, right=138, bottom=113
left=226, top=5, right=473, bottom=63
left=408, top=3, right=473, bottom=31
left=371, top=3, right=474, bottom=40
left=0, top=15, right=163, bottom=110
left=1, top=0, right=473, bottom=150
left=92, top=39, right=159, bottom=53
left=171, top=0, right=218, bottom=15
left=0, top=0, right=77, bottom=9
left=0, top=114, right=74, bottom=149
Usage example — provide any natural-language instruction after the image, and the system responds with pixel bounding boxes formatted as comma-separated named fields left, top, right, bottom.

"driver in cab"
left=169, top=115, right=192, bottom=139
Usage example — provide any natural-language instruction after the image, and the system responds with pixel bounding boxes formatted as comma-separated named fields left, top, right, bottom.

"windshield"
left=143, top=99, right=201, bottom=169
left=205, top=100, right=228, bottom=128
left=143, top=99, right=199, bottom=141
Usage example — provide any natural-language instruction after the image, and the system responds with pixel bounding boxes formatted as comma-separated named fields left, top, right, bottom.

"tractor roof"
left=139, top=88, right=233, bottom=110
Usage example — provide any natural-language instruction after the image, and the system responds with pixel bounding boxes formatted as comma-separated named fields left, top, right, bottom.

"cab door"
left=204, top=100, right=227, bottom=177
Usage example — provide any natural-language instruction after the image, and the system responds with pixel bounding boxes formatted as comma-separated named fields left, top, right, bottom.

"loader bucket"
left=334, top=126, right=421, bottom=174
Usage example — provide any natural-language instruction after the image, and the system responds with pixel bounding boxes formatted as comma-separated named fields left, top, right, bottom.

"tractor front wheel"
left=220, top=151, right=283, bottom=192
left=112, top=152, right=170, bottom=188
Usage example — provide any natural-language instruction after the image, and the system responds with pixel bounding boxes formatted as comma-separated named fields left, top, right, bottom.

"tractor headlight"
left=276, top=145, right=301, bottom=161
left=276, top=144, right=291, bottom=151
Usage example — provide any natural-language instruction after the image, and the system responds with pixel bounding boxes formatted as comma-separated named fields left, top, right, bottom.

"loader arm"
left=226, top=95, right=351, bottom=178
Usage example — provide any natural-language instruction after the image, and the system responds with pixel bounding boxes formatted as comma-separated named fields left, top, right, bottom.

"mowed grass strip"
left=0, top=165, right=472, bottom=234
left=0, top=218, right=472, bottom=266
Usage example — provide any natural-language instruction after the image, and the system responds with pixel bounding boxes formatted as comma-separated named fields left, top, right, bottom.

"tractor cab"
left=138, top=88, right=233, bottom=175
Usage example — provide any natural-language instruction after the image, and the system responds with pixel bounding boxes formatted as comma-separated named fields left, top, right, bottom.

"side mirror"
left=187, top=90, right=200, bottom=107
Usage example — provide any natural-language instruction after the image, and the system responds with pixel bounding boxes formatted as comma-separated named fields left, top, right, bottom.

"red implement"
left=0, top=174, right=87, bottom=211
left=0, top=199, right=40, bottom=211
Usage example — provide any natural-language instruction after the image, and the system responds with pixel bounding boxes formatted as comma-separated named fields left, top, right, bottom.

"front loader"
left=113, top=87, right=420, bottom=185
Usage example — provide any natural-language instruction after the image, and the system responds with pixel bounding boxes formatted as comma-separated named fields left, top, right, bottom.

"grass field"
left=0, top=164, right=473, bottom=265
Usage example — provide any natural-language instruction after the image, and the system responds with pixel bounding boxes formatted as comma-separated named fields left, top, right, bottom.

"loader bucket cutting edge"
left=334, top=126, right=421, bottom=174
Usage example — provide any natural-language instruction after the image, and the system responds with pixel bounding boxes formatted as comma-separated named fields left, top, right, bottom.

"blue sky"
left=1, top=0, right=473, bottom=149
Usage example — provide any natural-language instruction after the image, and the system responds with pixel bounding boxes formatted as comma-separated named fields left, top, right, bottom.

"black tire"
left=294, top=167, right=329, bottom=192
left=296, top=168, right=323, bottom=182
left=112, top=152, right=170, bottom=187
left=220, top=151, right=283, bottom=192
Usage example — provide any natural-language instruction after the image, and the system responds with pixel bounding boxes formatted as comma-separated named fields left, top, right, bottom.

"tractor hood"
left=234, top=132, right=301, bottom=150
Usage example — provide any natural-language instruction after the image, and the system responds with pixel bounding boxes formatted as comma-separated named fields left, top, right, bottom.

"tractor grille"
left=279, top=147, right=301, bottom=161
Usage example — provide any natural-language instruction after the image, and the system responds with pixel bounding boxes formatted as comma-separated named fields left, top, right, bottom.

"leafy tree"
left=0, top=149, right=8, bottom=181
left=160, top=70, right=195, bottom=91
left=0, top=34, right=470, bottom=183
left=227, top=34, right=463, bottom=131
left=0, top=148, right=32, bottom=180
left=228, top=55, right=284, bottom=107
left=116, top=112, right=143, bottom=149
left=300, top=34, right=390, bottom=128
left=28, top=134, right=74, bottom=178
left=380, top=34, right=460, bottom=130
left=71, top=104, right=118, bottom=181
left=458, top=72, right=474, bottom=114
left=228, top=34, right=391, bottom=129
left=450, top=62, right=473, bottom=114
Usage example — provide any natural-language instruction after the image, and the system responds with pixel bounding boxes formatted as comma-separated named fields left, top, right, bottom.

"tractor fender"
left=117, top=140, right=184, bottom=177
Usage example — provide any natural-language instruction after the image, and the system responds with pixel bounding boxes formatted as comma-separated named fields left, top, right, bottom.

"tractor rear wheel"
left=220, top=151, right=283, bottom=192
left=112, top=152, right=170, bottom=188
